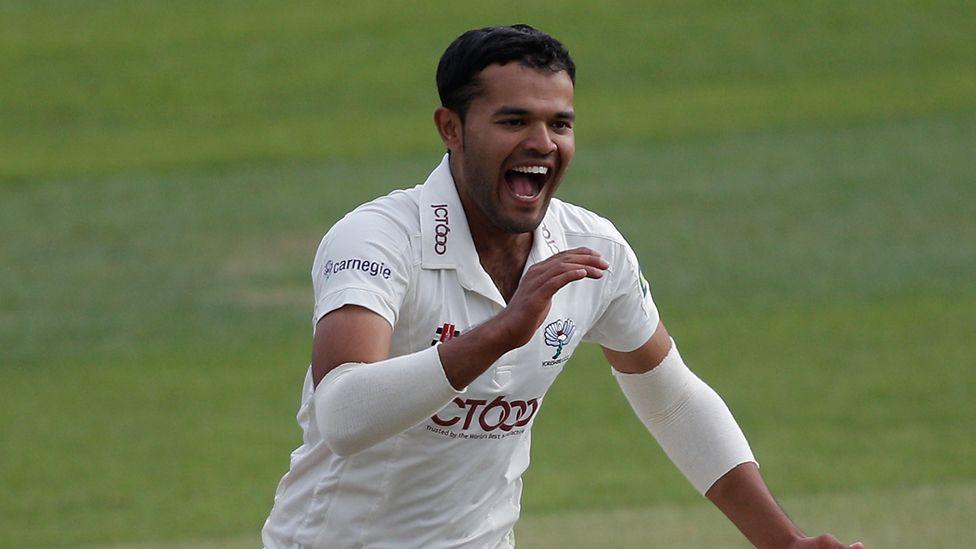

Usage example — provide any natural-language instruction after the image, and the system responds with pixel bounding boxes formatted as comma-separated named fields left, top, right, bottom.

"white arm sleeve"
left=315, top=345, right=464, bottom=456
left=613, top=340, right=757, bottom=495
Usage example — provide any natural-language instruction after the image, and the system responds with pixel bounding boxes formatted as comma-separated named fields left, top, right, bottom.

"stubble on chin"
left=492, top=195, right=550, bottom=234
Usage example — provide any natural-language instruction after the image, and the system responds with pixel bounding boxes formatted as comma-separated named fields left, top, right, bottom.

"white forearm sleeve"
left=314, top=345, right=463, bottom=456
left=613, top=340, right=757, bottom=495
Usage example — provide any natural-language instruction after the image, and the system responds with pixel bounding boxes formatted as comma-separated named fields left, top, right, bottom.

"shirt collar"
left=419, top=154, right=567, bottom=306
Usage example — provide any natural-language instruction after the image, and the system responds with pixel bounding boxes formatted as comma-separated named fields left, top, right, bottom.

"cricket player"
left=263, top=24, right=864, bottom=548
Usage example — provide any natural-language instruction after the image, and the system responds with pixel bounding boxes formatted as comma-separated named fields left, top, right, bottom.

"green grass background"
left=1, top=1, right=974, bottom=547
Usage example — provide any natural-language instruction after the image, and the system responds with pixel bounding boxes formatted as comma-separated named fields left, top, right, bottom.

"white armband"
left=315, top=345, right=463, bottom=456
left=613, top=340, right=757, bottom=495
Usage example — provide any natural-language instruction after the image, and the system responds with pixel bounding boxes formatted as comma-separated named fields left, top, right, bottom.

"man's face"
left=449, top=63, right=576, bottom=234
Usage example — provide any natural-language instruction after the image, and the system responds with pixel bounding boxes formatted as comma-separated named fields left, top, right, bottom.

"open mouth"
left=504, top=165, right=550, bottom=202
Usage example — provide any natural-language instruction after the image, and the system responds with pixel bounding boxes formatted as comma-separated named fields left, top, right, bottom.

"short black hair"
left=436, top=24, right=575, bottom=121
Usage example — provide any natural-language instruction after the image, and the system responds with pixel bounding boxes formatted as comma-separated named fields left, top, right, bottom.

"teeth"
left=510, top=165, right=549, bottom=175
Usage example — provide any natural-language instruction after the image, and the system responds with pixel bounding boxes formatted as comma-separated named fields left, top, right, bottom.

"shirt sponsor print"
left=322, top=257, right=392, bottom=280
left=542, top=318, right=575, bottom=367
left=427, top=395, right=540, bottom=440
left=431, top=203, right=450, bottom=255
left=541, top=223, right=560, bottom=255
left=430, top=323, right=461, bottom=346
left=637, top=261, right=650, bottom=298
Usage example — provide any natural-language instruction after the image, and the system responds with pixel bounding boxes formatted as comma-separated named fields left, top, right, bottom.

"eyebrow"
left=493, top=106, right=576, bottom=121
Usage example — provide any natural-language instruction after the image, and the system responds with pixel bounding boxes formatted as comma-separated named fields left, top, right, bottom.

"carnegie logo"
left=430, top=396, right=539, bottom=432
left=322, top=258, right=392, bottom=280
left=431, top=203, right=450, bottom=255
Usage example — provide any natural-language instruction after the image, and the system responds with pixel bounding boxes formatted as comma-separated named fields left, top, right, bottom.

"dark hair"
left=436, top=24, right=575, bottom=121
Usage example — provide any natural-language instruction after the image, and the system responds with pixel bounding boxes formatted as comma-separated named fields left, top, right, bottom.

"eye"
left=499, top=119, right=525, bottom=127
left=551, top=120, right=573, bottom=131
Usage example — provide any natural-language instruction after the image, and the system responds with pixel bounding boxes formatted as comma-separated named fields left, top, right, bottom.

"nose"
left=523, top=122, right=557, bottom=155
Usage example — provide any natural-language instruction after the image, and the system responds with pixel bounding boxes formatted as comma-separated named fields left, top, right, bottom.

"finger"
left=565, top=253, right=609, bottom=269
left=559, top=246, right=601, bottom=257
left=539, top=247, right=604, bottom=267
left=849, top=543, right=864, bottom=549
left=536, top=261, right=606, bottom=284
left=817, top=534, right=842, bottom=548
left=568, top=263, right=606, bottom=279
left=540, top=268, right=588, bottom=296
left=532, top=253, right=609, bottom=275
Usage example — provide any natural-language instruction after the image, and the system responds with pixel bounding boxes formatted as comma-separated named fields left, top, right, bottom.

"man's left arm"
left=604, top=322, right=863, bottom=549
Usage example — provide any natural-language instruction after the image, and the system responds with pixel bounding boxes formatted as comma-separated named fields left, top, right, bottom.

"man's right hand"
left=438, top=247, right=608, bottom=389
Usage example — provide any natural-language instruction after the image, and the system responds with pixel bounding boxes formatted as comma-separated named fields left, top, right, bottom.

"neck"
left=469, top=220, right=533, bottom=262
left=459, top=186, right=534, bottom=269
left=467, top=214, right=533, bottom=303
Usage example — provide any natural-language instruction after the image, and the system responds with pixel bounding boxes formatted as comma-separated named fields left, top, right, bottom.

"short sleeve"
left=310, top=210, right=413, bottom=331
left=583, top=237, right=660, bottom=352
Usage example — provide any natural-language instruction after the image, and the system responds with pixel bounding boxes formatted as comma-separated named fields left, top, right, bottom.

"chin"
left=496, top=213, right=544, bottom=234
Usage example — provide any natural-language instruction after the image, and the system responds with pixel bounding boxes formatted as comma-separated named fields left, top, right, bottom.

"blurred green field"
left=91, top=482, right=976, bottom=548
left=1, top=1, right=974, bottom=547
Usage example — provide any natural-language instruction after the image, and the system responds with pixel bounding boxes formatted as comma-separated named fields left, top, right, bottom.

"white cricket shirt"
left=263, top=155, right=660, bottom=548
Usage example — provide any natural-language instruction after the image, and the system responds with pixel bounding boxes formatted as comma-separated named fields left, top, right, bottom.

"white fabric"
left=613, top=340, right=757, bottom=495
left=315, top=345, right=464, bottom=457
left=263, top=155, right=660, bottom=548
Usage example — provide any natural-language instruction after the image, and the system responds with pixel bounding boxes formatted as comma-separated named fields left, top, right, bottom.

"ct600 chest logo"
left=544, top=318, right=576, bottom=360
left=430, top=396, right=539, bottom=434
left=430, top=203, right=450, bottom=255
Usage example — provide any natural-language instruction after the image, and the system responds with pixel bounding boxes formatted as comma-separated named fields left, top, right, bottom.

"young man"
left=263, top=25, right=863, bottom=548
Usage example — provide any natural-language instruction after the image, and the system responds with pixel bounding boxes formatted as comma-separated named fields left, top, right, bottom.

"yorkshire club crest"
left=544, top=318, right=576, bottom=360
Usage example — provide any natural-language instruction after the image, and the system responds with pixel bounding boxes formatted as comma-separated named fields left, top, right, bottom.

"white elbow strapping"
left=613, top=341, right=756, bottom=495
left=314, top=345, right=462, bottom=456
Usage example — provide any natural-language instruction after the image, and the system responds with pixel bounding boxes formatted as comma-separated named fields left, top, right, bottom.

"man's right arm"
left=311, top=304, right=459, bottom=456
left=311, top=247, right=609, bottom=455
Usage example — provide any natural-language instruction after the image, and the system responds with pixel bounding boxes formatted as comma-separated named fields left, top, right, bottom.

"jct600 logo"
left=430, top=396, right=539, bottom=432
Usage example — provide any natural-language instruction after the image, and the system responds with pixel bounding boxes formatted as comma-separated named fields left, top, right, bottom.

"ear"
left=434, top=107, right=463, bottom=152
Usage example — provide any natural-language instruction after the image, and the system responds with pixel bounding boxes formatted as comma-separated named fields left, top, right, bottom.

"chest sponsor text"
left=430, top=395, right=539, bottom=433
